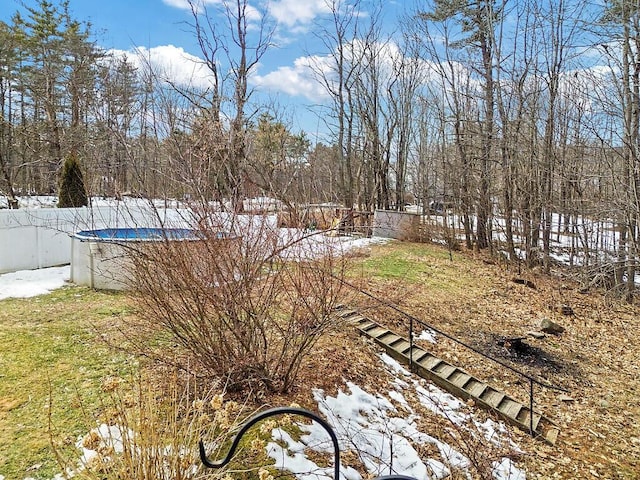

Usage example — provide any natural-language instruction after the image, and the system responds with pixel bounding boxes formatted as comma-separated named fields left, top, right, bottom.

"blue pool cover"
left=74, top=227, right=201, bottom=241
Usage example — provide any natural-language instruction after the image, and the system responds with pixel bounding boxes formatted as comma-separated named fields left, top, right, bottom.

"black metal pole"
left=409, top=316, right=414, bottom=372
left=529, top=378, right=534, bottom=436
left=200, top=406, right=420, bottom=480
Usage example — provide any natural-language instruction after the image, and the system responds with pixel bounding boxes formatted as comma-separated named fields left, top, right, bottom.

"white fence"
left=0, top=206, right=192, bottom=273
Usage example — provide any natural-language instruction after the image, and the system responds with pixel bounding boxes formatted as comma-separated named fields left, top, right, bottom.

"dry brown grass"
left=328, top=240, right=640, bottom=479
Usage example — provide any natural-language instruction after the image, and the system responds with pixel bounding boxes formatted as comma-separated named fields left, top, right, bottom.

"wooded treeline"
left=1, top=0, right=640, bottom=298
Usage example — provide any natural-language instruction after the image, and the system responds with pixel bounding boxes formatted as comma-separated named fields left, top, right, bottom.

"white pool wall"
left=67, top=212, right=280, bottom=291
left=71, top=237, right=132, bottom=290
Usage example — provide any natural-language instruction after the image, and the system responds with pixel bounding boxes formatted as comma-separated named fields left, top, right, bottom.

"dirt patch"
left=477, top=332, right=580, bottom=378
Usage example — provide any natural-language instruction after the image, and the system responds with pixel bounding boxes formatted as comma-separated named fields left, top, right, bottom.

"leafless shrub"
left=125, top=212, right=351, bottom=393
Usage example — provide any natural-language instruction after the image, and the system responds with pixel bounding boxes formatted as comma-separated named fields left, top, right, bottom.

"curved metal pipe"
left=199, top=405, right=419, bottom=480
left=199, top=406, right=340, bottom=479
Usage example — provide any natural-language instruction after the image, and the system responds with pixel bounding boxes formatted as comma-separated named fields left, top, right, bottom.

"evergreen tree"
left=57, top=153, right=88, bottom=207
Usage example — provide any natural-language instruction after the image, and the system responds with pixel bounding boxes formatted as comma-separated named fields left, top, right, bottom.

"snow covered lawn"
left=26, top=352, right=527, bottom=480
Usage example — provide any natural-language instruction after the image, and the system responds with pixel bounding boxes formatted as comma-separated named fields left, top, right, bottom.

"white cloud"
left=165, top=0, right=328, bottom=33
left=249, top=39, right=473, bottom=108
left=268, top=0, right=331, bottom=28
left=162, top=0, right=219, bottom=10
left=108, top=45, right=214, bottom=90
left=162, top=0, right=192, bottom=8
left=251, top=54, right=332, bottom=102
left=250, top=40, right=431, bottom=103
left=162, top=0, right=263, bottom=30
left=245, top=3, right=262, bottom=22
left=163, top=0, right=261, bottom=20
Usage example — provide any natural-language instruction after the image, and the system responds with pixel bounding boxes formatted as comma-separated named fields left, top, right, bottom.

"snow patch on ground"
left=268, top=353, right=526, bottom=480
left=75, top=424, right=133, bottom=471
left=417, top=328, right=438, bottom=343
left=493, top=458, right=527, bottom=480
left=0, top=265, right=69, bottom=300
left=276, top=228, right=388, bottom=261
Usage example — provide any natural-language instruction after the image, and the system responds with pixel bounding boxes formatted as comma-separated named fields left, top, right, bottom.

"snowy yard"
left=38, top=350, right=526, bottom=480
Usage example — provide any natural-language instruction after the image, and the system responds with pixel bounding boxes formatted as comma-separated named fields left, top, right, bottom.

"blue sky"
left=2, top=0, right=406, bottom=140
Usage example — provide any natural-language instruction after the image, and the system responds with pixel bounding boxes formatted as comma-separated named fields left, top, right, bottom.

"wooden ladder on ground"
left=335, top=307, right=560, bottom=445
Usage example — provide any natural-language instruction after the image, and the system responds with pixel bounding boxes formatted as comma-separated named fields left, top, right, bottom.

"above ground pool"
left=71, top=227, right=201, bottom=290
left=74, top=227, right=201, bottom=242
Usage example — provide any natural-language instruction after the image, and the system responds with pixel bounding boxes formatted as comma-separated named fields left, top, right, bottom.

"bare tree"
left=420, top=0, right=502, bottom=250
left=309, top=0, right=362, bottom=210
left=389, top=33, right=424, bottom=211
left=187, top=0, right=273, bottom=211
left=0, top=21, right=19, bottom=208
left=245, top=111, right=312, bottom=224
left=596, top=0, right=640, bottom=300
left=413, top=14, right=479, bottom=249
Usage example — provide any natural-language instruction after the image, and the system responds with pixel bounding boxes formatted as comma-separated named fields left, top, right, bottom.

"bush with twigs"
left=123, top=212, right=351, bottom=394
